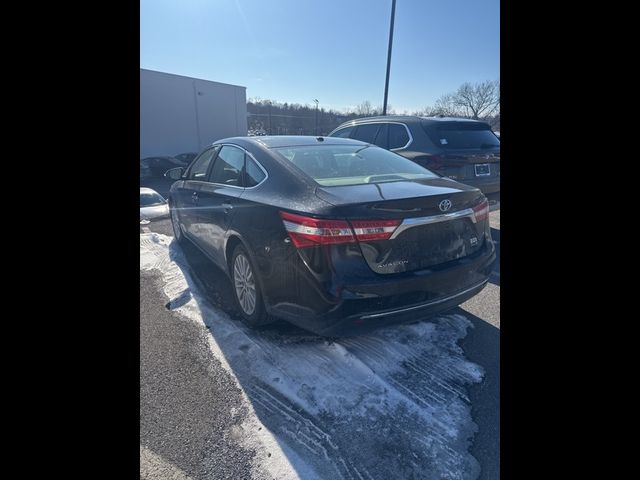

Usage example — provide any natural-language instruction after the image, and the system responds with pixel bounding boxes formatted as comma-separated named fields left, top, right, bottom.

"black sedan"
left=165, top=136, right=495, bottom=336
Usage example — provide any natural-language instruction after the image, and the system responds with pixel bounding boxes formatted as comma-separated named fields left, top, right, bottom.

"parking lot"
left=140, top=185, right=499, bottom=479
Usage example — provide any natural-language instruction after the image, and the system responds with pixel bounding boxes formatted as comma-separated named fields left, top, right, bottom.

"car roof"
left=140, top=187, right=161, bottom=195
left=419, top=116, right=486, bottom=124
left=333, top=115, right=487, bottom=127
left=212, top=135, right=368, bottom=149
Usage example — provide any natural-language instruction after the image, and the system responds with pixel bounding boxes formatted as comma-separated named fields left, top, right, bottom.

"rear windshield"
left=423, top=121, right=500, bottom=150
left=140, top=192, right=166, bottom=207
left=273, top=145, right=438, bottom=187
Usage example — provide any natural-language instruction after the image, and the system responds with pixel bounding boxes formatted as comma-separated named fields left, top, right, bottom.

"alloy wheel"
left=233, top=254, right=256, bottom=315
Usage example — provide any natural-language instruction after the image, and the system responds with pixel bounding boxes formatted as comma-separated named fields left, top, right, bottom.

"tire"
left=169, top=202, right=186, bottom=245
left=230, top=244, right=270, bottom=327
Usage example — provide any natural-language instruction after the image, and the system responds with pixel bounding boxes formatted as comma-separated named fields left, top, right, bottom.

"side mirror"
left=165, top=167, right=185, bottom=180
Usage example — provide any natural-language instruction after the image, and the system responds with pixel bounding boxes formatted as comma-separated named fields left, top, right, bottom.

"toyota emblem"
left=438, top=199, right=452, bottom=212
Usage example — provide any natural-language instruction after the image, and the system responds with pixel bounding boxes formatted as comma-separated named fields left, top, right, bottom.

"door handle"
left=222, top=203, right=233, bottom=212
left=191, top=192, right=199, bottom=204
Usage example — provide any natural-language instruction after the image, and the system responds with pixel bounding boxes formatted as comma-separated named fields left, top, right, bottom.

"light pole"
left=382, top=0, right=396, bottom=116
left=313, top=99, right=319, bottom=135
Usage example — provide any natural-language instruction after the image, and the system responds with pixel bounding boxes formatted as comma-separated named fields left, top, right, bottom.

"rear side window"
left=188, top=147, right=217, bottom=180
left=331, top=126, right=354, bottom=138
left=423, top=122, right=500, bottom=149
left=273, top=145, right=438, bottom=187
left=209, top=145, right=244, bottom=186
left=388, top=124, right=410, bottom=149
left=373, top=123, right=389, bottom=149
left=352, top=124, right=380, bottom=144
left=244, top=157, right=266, bottom=187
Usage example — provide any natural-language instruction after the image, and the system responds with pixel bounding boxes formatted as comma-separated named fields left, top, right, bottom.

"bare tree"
left=416, top=94, right=462, bottom=117
left=356, top=101, right=375, bottom=116
left=374, top=103, right=394, bottom=115
left=433, top=94, right=462, bottom=116
left=416, top=80, right=500, bottom=120
left=453, top=80, right=500, bottom=119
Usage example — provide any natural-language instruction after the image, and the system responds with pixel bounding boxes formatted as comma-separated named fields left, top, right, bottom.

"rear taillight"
left=279, top=212, right=402, bottom=248
left=280, top=211, right=355, bottom=248
left=472, top=199, right=489, bottom=222
left=350, top=219, right=401, bottom=241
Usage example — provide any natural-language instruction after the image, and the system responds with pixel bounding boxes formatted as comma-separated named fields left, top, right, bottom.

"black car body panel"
left=169, top=136, right=495, bottom=336
left=328, top=116, right=500, bottom=194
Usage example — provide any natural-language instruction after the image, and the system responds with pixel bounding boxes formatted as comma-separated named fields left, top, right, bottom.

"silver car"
left=140, top=187, right=169, bottom=221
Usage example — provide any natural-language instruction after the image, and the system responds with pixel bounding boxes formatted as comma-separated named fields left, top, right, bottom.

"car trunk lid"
left=315, top=178, right=489, bottom=274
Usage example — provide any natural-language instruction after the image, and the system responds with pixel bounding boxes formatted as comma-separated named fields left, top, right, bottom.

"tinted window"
left=423, top=122, right=500, bottom=149
left=331, top=126, right=354, bottom=138
left=245, top=157, right=266, bottom=187
left=352, top=124, right=380, bottom=143
left=388, top=124, right=410, bottom=149
left=273, top=145, right=438, bottom=187
left=209, top=146, right=244, bottom=186
left=373, top=123, right=389, bottom=149
left=188, top=148, right=217, bottom=180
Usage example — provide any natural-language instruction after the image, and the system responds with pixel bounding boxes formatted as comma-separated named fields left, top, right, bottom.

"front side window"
left=188, top=147, right=218, bottom=180
left=274, top=145, right=438, bottom=187
left=209, top=145, right=244, bottom=186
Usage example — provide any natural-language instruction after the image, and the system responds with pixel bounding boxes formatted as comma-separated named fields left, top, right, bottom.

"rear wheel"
left=230, top=245, right=270, bottom=327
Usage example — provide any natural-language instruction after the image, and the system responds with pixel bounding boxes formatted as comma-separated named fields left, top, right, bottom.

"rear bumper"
left=265, top=240, right=496, bottom=336
left=314, top=279, right=489, bottom=336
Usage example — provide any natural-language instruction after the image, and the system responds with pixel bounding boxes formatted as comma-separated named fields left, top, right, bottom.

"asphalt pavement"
left=141, top=273, right=258, bottom=479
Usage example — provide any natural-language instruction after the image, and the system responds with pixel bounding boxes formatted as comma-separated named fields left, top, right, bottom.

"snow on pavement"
left=141, top=233, right=485, bottom=480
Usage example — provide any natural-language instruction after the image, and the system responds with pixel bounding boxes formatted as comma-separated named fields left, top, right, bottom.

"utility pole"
left=382, top=0, right=396, bottom=116
left=268, top=101, right=272, bottom=135
left=313, top=99, right=319, bottom=135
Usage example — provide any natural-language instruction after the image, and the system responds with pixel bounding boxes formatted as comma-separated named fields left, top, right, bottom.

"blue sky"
left=140, top=0, right=499, bottom=113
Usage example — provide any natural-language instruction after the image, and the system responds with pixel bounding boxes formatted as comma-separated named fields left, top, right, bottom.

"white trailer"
left=140, top=69, right=247, bottom=159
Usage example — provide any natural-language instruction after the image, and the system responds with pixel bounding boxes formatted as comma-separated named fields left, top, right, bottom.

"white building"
left=140, top=69, right=247, bottom=159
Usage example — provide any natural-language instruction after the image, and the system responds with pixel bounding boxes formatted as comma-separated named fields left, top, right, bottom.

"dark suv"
left=328, top=116, right=500, bottom=194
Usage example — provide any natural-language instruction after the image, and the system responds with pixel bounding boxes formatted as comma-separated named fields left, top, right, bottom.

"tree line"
left=247, top=79, right=499, bottom=136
